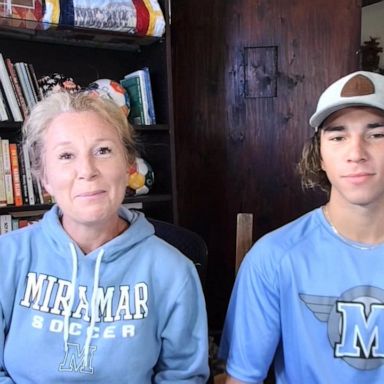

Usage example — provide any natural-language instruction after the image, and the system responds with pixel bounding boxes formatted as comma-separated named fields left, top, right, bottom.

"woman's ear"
left=41, top=175, right=54, bottom=197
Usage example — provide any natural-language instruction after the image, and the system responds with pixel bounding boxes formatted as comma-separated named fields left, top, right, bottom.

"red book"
left=9, top=143, right=23, bottom=206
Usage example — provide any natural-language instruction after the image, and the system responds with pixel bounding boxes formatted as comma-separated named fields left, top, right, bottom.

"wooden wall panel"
left=171, top=0, right=361, bottom=331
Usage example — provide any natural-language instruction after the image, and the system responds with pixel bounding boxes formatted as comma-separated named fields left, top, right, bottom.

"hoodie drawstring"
left=64, top=242, right=78, bottom=352
left=63, top=243, right=105, bottom=366
left=84, top=248, right=105, bottom=365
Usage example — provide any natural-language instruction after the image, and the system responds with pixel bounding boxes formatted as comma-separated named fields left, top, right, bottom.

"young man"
left=219, top=71, right=384, bottom=383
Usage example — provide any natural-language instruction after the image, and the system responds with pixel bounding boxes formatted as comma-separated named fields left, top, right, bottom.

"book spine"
left=14, top=62, right=35, bottom=111
left=0, top=79, right=10, bottom=121
left=143, top=67, right=156, bottom=124
left=2, top=139, right=14, bottom=205
left=0, top=214, right=12, bottom=234
left=0, top=53, right=23, bottom=122
left=17, top=142, right=29, bottom=205
left=120, top=75, right=146, bottom=125
left=0, top=140, right=7, bottom=207
left=11, top=217, right=18, bottom=231
left=27, top=63, right=44, bottom=101
left=32, top=178, right=43, bottom=205
left=21, top=143, right=35, bottom=205
left=5, top=58, right=29, bottom=119
left=23, top=62, right=39, bottom=104
left=138, top=71, right=150, bottom=125
left=9, top=143, right=23, bottom=207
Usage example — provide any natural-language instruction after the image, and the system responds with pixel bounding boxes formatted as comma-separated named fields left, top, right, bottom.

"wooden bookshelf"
left=0, top=0, right=177, bottom=223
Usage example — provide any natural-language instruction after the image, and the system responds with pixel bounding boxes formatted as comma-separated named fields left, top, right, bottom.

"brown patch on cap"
left=341, top=74, right=375, bottom=97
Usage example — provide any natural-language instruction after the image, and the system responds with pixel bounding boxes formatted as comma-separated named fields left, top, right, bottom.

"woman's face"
left=42, top=110, right=129, bottom=231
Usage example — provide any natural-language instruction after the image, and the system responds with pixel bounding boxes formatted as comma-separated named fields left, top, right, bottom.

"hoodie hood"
left=41, top=204, right=155, bottom=260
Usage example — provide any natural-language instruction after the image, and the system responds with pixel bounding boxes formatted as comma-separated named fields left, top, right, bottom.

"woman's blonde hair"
left=23, top=91, right=137, bottom=181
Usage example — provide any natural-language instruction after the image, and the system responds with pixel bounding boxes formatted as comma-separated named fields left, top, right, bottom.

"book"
left=122, top=68, right=156, bottom=125
left=32, top=177, right=43, bottom=205
left=0, top=79, right=9, bottom=121
left=0, top=140, right=7, bottom=207
left=11, top=217, right=18, bottom=230
left=0, top=53, right=23, bottom=122
left=5, top=58, right=29, bottom=119
left=28, top=63, right=44, bottom=101
left=9, top=143, right=23, bottom=207
left=14, top=62, right=36, bottom=112
left=17, top=142, right=29, bottom=205
left=142, top=67, right=156, bottom=124
left=0, top=214, right=12, bottom=234
left=2, top=139, right=14, bottom=205
left=120, top=75, right=146, bottom=125
left=23, top=62, right=39, bottom=104
left=21, top=143, right=35, bottom=205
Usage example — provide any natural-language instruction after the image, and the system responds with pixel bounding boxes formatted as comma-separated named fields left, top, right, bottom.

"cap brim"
left=310, top=101, right=384, bottom=129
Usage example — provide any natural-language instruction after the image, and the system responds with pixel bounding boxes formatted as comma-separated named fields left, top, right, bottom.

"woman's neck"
left=62, top=216, right=129, bottom=254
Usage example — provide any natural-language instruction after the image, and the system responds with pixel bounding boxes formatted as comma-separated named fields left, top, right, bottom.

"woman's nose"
left=77, top=155, right=99, bottom=179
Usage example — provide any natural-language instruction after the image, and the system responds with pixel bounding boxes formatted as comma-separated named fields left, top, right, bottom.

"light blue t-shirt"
left=220, top=207, right=384, bottom=383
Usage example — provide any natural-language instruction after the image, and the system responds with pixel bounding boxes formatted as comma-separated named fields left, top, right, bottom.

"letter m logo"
left=59, top=343, right=96, bottom=374
left=335, top=301, right=384, bottom=359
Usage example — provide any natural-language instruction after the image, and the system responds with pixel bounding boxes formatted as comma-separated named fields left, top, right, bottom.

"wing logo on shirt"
left=300, top=285, right=384, bottom=371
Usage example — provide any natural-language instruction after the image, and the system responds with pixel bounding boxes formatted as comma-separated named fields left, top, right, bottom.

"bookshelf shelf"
left=0, top=18, right=162, bottom=52
left=134, top=124, right=169, bottom=132
left=0, top=194, right=173, bottom=215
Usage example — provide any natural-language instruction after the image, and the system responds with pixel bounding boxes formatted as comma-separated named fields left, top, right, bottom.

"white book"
left=0, top=53, right=22, bottom=122
left=14, top=62, right=36, bottom=111
left=142, top=67, right=156, bottom=124
left=1, top=139, right=13, bottom=205
left=22, top=143, right=35, bottom=205
left=0, top=214, right=12, bottom=234
left=0, top=81, right=9, bottom=121
left=0, top=140, right=7, bottom=207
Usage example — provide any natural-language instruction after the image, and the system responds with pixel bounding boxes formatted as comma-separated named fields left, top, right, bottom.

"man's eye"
left=329, top=136, right=344, bottom=142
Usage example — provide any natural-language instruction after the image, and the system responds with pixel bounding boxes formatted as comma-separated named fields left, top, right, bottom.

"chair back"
left=148, top=218, right=208, bottom=286
left=235, top=213, right=254, bottom=273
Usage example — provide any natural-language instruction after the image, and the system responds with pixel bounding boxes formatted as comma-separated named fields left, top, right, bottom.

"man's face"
left=320, top=106, right=384, bottom=208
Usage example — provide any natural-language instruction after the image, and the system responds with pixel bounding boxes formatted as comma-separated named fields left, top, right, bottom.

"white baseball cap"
left=309, top=71, right=384, bottom=130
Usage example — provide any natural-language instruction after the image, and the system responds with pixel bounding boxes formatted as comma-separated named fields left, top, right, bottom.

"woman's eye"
left=370, top=133, right=384, bottom=139
left=96, top=146, right=112, bottom=155
left=58, top=152, right=73, bottom=160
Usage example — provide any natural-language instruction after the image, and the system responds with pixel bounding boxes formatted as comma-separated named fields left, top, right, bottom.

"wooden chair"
left=235, top=213, right=254, bottom=273
left=213, top=213, right=254, bottom=384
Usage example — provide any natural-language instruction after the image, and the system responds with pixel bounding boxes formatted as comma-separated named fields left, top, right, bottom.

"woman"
left=0, top=91, right=209, bottom=383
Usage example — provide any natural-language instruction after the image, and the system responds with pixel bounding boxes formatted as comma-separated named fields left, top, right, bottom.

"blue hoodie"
left=0, top=205, right=209, bottom=383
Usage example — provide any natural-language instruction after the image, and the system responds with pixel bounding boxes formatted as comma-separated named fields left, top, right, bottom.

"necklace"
left=322, top=205, right=381, bottom=251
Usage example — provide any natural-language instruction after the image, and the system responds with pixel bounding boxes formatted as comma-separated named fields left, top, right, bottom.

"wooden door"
left=171, top=0, right=361, bottom=336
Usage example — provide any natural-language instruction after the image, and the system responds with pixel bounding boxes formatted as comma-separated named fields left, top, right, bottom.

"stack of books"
left=0, top=53, right=43, bottom=122
left=120, top=67, right=156, bottom=125
left=0, top=138, right=53, bottom=209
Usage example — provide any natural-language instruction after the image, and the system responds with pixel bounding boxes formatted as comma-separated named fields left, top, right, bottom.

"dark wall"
left=171, top=0, right=361, bottom=331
